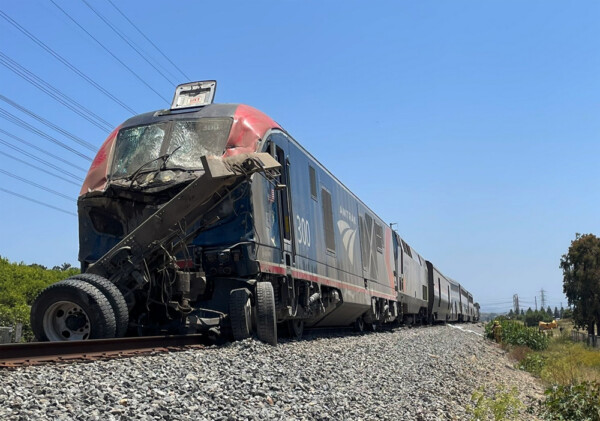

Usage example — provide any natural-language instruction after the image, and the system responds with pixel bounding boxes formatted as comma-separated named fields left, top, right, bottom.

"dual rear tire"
left=30, top=275, right=128, bottom=341
left=229, top=282, right=277, bottom=345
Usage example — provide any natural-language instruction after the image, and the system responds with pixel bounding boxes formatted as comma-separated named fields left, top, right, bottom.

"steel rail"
left=0, top=334, right=206, bottom=368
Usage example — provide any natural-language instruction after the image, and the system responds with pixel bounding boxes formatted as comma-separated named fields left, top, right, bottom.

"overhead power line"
left=50, top=0, right=170, bottom=104
left=0, top=169, right=76, bottom=202
left=0, top=107, right=92, bottom=161
left=80, top=0, right=178, bottom=86
left=0, top=132, right=88, bottom=175
left=0, top=187, right=76, bottom=217
left=0, top=10, right=137, bottom=114
left=0, top=94, right=97, bottom=151
left=0, top=52, right=113, bottom=133
left=0, top=150, right=81, bottom=186
left=0, top=140, right=84, bottom=182
left=106, top=0, right=190, bottom=80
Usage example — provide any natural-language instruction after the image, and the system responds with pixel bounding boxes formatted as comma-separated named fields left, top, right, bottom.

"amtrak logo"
left=337, top=220, right=357, bottom=265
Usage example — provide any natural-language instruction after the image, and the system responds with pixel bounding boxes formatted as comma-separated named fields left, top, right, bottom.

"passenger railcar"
left=30, top=81, right=479, bottom=344
left=396, top=238, right=429, bottom=325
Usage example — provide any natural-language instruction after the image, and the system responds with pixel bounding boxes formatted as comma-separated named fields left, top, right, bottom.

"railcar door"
left=267, top=134, right=296, bottom=269
left=392, top=232, right=400, bottom=292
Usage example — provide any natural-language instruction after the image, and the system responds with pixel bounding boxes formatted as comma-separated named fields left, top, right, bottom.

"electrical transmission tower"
left=513, top=294, right=520, bottom=314
left=540, top=289, right=546, bottom=309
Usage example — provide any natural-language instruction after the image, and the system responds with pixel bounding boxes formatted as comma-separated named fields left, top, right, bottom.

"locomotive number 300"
left=296, top=215, right=311, bottom=247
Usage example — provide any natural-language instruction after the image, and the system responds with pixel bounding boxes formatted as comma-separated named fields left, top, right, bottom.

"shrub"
left=486, top=319, right=549, bottom=351
left=468, top=384, right=524, bottom=421
left=518, top=352, right=546, bottom=376
left=0, top=256, right=79, bottom=341
left=540, top=382, right=600, bottom=421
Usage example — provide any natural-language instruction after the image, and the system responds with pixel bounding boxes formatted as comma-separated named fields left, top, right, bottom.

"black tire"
left=287, top=319, right=304, bottom=340
left=354, top=317, right=365, bottom=333
left=70, top=273, right=129, bottom=337
left=255, top=282, right=277, bottom=345
left=229, top=288, right=252, bottom=341
left=30, top=278, right=116, bottom=341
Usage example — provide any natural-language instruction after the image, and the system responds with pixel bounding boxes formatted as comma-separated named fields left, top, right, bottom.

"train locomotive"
left=30, top=81, right=479, bottom=345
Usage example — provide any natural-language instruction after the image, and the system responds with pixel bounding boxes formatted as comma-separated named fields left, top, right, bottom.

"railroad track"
left=0, top=334, right=206, bottom=368
left=0, top=324, right=419, bottom=368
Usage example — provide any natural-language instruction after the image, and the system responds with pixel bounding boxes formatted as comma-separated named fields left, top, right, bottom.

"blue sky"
left=0, top=1, right=598, bottom=313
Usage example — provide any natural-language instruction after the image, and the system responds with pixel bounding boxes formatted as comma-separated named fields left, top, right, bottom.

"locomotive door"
left=392, top=232, right=400, bottom=292
left=268, top=134, right=295, bottom=269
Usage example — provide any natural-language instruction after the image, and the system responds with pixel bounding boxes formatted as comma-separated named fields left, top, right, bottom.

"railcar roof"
left=119, top=103, right=242, bottom=128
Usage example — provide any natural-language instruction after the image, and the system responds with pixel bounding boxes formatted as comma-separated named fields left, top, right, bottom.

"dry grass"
left=534, top=324, right=600, bottom=385
left=508, top=319, right=600, bottom=385
left=508, top=345, right=533, bottom=362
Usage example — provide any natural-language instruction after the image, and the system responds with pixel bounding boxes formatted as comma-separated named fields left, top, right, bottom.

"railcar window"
left=167, top=118, right=232, bottom=169
left=111, top=123, right=167, bottom=178
left=401, top=239, right=413, bottom=258
left=422, top=285, right=427, bottom=301
left=309, top=165, right=317, bottom=200
left=375, top=223, right=383, bottom=253
left=321, top=188, right=335, bottom=252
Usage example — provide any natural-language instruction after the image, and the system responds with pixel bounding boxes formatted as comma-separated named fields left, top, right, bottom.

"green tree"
left=562, top=307, right=573, bottom=319
left=508, top=309, right=515, bottom=318
left=560, top=233, right=600, bottom=335
left=0, top=256, right=79, bottom=341
left=546, top=306, right=553, bottom=318
left=554, top=306, right=559, bottom=319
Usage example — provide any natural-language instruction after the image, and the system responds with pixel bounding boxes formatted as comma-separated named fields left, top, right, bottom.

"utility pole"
left=540, top=289, right=546, bottom=309
left=513, top=294, right=520, bottom=314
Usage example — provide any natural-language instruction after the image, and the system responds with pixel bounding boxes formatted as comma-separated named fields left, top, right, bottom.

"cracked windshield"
left=111, top=117, right=233, bottom=179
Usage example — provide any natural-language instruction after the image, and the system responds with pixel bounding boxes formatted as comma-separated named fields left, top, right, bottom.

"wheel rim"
left=243, top=297, right=252, bottom=334
left=42, top=301, right=91, bottom=341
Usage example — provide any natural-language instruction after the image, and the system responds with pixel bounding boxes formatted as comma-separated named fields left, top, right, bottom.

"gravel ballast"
left=0, top=324, right=543, bottom=420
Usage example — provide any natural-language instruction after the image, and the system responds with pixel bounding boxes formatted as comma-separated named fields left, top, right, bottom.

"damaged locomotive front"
left=31, top=81, right=284, bottom=344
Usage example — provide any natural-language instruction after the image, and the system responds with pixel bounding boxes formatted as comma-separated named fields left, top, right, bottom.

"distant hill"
left=479, top=312, right=505, bottom=322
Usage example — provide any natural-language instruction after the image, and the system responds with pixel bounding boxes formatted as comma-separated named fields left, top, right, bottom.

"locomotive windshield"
left=110, top=117, right=233, bottom=179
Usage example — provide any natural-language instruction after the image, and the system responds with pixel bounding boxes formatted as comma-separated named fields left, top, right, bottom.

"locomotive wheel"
left=287, top=319, right=304, bottom=340
left=255, top=282, right=277, bottom=345
left=354, top=317, right=365, bottom=333
left=229, top=288, right=252, bottom=341
left=70, top=273, right=129, bottom=337
left=31, top=279, right=116, bottom=341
